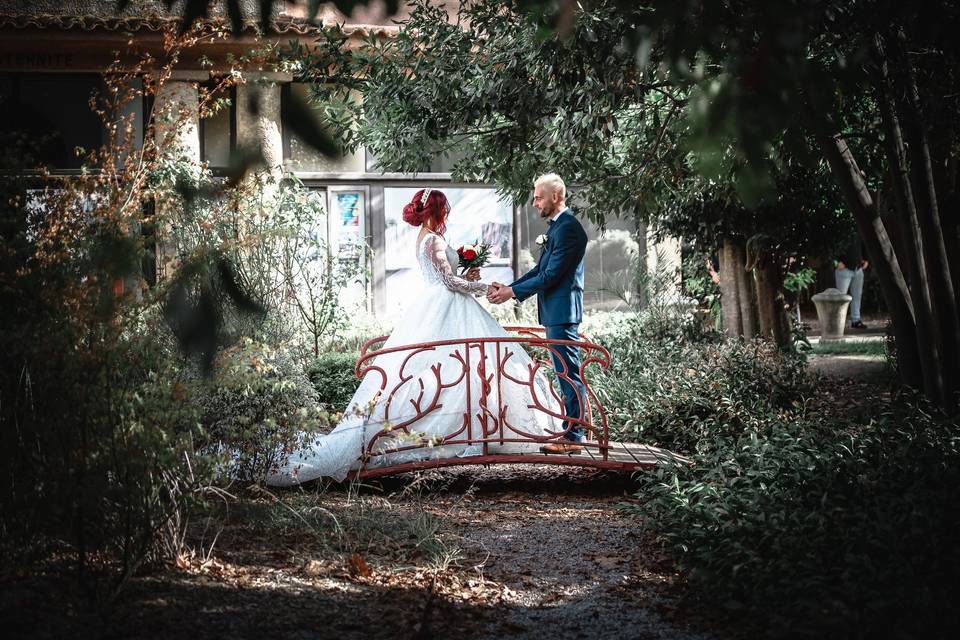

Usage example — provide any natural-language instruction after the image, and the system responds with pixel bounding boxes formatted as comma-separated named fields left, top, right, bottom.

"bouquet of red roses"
left=456, top=241, right=491, bottom=274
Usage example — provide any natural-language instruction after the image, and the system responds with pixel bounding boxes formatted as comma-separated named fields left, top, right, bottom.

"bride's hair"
left=403, top=189, right=450, bottom=235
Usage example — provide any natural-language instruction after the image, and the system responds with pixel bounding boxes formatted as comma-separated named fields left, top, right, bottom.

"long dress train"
left=266, top=231, right=562, bottom=485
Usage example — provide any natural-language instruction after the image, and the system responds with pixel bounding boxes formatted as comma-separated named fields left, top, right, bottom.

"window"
left=326, top=186, right=370, bottom=310
left=0, top=73, right=106, bottom=170
left=365, top=143, right=470, bottom=174
left=382, top=187, right=514, bottom=319
left=199, top=85, right=236, bottom=170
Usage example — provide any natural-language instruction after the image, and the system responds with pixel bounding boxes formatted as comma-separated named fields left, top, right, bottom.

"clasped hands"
left=486, top=281, right=514, bottom=305
left=464, top=267, right=513, bottom=304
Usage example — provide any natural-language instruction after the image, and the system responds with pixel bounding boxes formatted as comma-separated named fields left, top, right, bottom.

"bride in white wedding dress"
left=266, top=189, right=563, bottom=485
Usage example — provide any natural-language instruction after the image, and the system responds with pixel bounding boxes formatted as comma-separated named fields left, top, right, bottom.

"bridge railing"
left=353, top=326, right=612, bottom=466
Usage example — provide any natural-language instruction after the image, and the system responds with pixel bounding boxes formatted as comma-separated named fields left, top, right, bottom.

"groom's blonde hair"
left=535, top=173, right=566, bottom=199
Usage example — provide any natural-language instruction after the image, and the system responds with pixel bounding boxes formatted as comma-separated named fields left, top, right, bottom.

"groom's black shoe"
left=540, top=442, right=582, bottom=455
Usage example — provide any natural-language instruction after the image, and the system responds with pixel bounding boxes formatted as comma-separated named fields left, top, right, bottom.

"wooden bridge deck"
left=352, top=441, right=692, bottom=480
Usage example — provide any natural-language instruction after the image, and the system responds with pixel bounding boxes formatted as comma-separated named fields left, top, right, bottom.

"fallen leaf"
left=348, top=553, right=372, bottom=578
left=303, top=559, right=326, bottom=577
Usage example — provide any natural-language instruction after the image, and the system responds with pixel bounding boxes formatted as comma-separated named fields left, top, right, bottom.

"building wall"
left=0, top=8, right=682, bottom=322
left=0, top=1, right=284, bottom=19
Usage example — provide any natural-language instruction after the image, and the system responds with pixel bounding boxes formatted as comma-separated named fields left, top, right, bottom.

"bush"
left=630, top=397, right=960, bottom=638
left=307, top=351, right=361, bottom=411
left=196, top=338, right=329, bottom=482
left=0, top=59, right=335, bottom=592
left=0, top=304, right=216, bottom=587
left=591, top=314, right=960, bottom=637
left=593, top=315, right=804, bottom=452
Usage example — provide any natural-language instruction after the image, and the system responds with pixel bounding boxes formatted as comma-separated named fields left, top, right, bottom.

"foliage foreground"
left=590, top=315, right=960, bottom=638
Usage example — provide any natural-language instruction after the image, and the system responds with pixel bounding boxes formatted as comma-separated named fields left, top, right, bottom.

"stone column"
left=234, top=75, right=287, bottom=293
left=236, top=74, right=289, bottom=185
left=153, top=72, right=204, bottom=281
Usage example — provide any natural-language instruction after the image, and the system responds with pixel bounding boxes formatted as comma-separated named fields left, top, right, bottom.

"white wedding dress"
left=266, top=231, right=563, bottom=485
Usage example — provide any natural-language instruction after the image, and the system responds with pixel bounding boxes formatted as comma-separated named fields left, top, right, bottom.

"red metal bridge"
left=345, top=326, right=690, bottom=480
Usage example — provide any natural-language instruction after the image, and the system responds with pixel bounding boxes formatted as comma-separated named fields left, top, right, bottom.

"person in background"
left=705, top=256, right=721, bottom=285
left=836, top=236, right=869, bottom=329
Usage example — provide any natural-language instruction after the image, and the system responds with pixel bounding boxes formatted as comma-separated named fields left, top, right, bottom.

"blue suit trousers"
left=545, top=323, right=587, bottom=442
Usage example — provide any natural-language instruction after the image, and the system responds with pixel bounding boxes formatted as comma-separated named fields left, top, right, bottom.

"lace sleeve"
left=425, top=235, right=488, bottom=296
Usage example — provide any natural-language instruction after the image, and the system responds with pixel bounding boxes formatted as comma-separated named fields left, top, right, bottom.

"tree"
left=617, top=0, right=960, bottom=409
left=654, top=149, right=848, bottom=347
left=295, top=0, right=960, bottom=411
left=293, top=0, right=684, bottom=221
left=293, top=1, right=830, bottom=347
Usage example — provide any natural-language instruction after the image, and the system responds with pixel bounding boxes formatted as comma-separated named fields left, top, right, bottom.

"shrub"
left=0, top=304, right=216, bottom=587
left=0, top=38, right=347, bottom=600
left=307, top=351, right=361, bottom=411
left=630, top=397, right=960, bottom=637
left=196, top=338, right=330, bottom=482
left=591, top=315, right=960, bottom=637
left=593, top=316, right=805, bottom=452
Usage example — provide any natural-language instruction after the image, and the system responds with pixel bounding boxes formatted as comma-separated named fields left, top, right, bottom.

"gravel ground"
left=4, top=465, right=722, bottom=640
left=438, top=468, right=714, bottom=640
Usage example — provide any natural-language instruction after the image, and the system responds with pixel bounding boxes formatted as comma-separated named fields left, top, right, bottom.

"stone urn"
left=811, top=287, right=852, bottom=343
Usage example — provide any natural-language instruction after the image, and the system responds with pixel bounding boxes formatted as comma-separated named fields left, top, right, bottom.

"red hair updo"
left=402, top=189, right=450, bottom=236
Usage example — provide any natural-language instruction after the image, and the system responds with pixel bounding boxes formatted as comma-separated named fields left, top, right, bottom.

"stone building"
left=0, top=0, right=679, bottom=322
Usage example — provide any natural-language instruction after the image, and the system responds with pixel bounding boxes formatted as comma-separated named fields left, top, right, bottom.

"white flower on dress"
left=535, top=234, right=548, bottom=247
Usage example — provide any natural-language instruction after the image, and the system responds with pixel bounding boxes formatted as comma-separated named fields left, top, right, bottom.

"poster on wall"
left=333, top=191, right=363, bottom=258
left=328, top=188, right=368, bottom=310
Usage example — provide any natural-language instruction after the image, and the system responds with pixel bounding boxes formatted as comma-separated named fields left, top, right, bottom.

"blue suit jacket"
left=510, top=209, right=588, bottom=326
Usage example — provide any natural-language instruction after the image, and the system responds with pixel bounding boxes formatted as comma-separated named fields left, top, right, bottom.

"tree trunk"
left=756, top=266, right=791, bottom=349
left=894, top=31, right=960, bottom=407
left=718, top=238, right=743, bottom=338
left=634, top=217, right=649, bottom=310
left=943, top=157, right=960, bottom=301
left=731, top=241, right=757, bottom=337
left=874, top=33, right=946, bottom=405
left=746, top=237, right=790, bottom=349
left=810, top=125, right=924, bottom=390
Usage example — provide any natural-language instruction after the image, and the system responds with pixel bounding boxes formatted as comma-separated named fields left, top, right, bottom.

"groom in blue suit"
left=488, top=174, right=589, bottom=454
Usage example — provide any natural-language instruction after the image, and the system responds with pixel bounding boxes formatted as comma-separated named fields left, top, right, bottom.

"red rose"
left=462, top=248, right=477, bottom=261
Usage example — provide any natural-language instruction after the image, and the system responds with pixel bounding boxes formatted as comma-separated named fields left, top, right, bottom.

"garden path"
left=5, top=467, right=722, bottom=639
left=805, top=335, right=889, bottom=381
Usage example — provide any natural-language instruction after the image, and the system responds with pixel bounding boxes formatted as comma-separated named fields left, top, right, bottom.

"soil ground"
left=805, top=334, right=891, bottom=381
left=3, top=467, right=722, bottom=640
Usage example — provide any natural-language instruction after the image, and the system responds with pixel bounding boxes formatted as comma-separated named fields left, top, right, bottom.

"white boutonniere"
left=535, top=233, right=548, bottom=247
